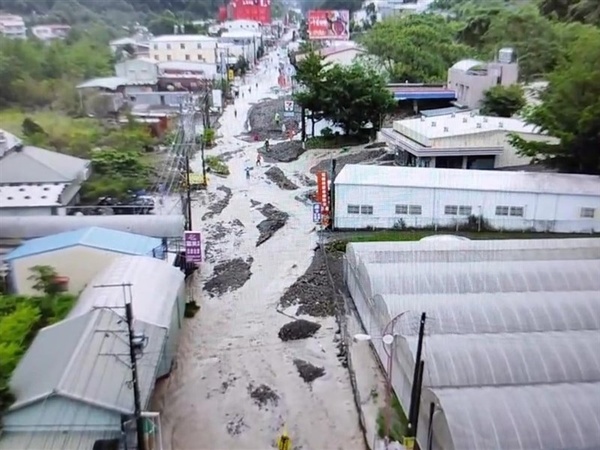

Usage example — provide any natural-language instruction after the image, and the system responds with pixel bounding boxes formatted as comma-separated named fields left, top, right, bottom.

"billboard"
left=230, top=0, right=272, bottom=24
left=184, top=231, right=202, bottom=263
left=308, top=10, right=349, bottom=40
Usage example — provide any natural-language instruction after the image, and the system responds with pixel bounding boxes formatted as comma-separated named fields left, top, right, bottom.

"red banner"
left=316, top=171, right=331, bottom=226
left=230, top=0, right=272, bottom=24
left=308, top=10, right=349, bottom=40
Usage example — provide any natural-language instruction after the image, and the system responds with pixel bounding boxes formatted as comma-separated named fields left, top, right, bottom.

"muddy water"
left=152, top=48, right=364, bottom=450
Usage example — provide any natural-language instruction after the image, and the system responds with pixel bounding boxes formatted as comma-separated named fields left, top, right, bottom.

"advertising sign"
left=230, top=0, right=272, bottom=24
left=312, top=203, right=322, bottom=223
left=227, top=69, right=235, bottom=81
left=283, top=100, right=294, bottom=117
left=184, top=231, right=202, bottom=263
left=308, top=10, right=349, bottom=40
left=316, top=171, right=329, bottom=208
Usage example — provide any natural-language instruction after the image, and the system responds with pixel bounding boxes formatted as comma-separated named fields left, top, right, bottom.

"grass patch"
left=205, top=155, right=230, bottom=176
left=376, top=394, right=409, bottom=442
left=306, top=134, right=370, bottom=149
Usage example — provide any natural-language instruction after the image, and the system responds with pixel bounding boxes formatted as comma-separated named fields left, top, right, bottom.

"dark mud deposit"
left=265, top=166, right=298, bottom=190
left=279, top=246, right=345, bottom=317
left=295, top=172, right=317, bottom=187
left=278, top=319, right=321, bottom=341
left=310, top=149, right=390, bottom=176
left=204, top=219, right=245, bottom=263
left=202, top=185, right=233, bottom=220
left=204, top=257, right=254, bottom=296
left=294, top=189, right=316, bottom=206
left=247, top=97, right=300, bottom=141
left=259, top=141, right=305, bottom=163
left=293, top=359, right=326, bottom=383
left=256, top=203, right=289, bottom=247
left=226, top=415, right=247, bottom=436
left=248, top=384, right=279, bottom=409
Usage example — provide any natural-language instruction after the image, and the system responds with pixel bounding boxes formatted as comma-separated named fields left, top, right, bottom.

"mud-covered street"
left=150, top=45, right=371, bottom=450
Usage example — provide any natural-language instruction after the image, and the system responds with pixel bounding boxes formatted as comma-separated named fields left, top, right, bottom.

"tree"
left=510, top=26, right=600, bottom=174
left=28, top=266, right=63, bottom=296
left=539, top=0, right=600, bottom=26
left=480, top=85, right=526, bottom=117
left=293, top=52, right=329, bottom=136
left=361, top=14, right=473, bottom=82
left=321, top=64, right=395, bottom=134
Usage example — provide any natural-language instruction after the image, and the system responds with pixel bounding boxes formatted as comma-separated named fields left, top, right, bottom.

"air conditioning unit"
left=443, top=127, right=449, bottom=132
left=476, top=123, right=482, bottom=128
left=462, top=117, right=468, bottom=123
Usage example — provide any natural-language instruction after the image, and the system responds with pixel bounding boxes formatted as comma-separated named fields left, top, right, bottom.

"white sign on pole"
left=212, top=89, right=223, bottom=109
left=284, top=100, right=294, bottom=117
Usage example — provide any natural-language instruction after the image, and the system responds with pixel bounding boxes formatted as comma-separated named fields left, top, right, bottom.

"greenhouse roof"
left=424, top=382, right=600, bottom=450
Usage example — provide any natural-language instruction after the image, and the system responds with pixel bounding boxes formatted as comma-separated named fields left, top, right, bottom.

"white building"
left=149, top=34, right=219, bottom=64
left=333, top=164, right=600, bottom=233
left=219, top=30, right=262, bottom=63
left=0, top=14, right=26, bottom=38
left=115, top=57, right=159, bottom=83
left=214, top=19, right=262, bottom=33
left=31, top=24, right=71, bottom=41
left=381, top=112, right=557, bottom=169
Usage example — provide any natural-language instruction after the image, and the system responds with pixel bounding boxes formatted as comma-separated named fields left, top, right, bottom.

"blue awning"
left=395, top=91, right=457, bottom=100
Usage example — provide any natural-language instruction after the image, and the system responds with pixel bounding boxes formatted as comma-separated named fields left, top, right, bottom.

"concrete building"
left=0, top=130, right=90, bottom=217
left=219, top=19, right=262, bottom=33
left=0, top=14, right=26, bottom=38
left=0, top=256, right=185, bottom=449
left=380, top=111, right=555, bottom=169
left=4, top=227, right=164, bottom=295
left=115, top=57, right=159, bottom=84
left=219, top=31, right=262, bottom=63
left=109, top=36, right=151, bottom=58
left=448, top=51, right=519, bottom=109
left=150, top=34, right=219, bottom=63
left=332, top=164, right=600, bottom=232
left=345, top=237, right=600, bottom=450
left=31, top=24, right=71, bottom=41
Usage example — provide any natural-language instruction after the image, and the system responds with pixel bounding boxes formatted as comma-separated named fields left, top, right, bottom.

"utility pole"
left=407, top=312, right=427, bottom=438
left=125, top=299, right=146, bottom=450
left=185, top=152, right=192, bottom=231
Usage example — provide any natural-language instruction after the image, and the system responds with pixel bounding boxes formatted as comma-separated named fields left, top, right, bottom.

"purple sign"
left=184, top=231, right=202, bottom=263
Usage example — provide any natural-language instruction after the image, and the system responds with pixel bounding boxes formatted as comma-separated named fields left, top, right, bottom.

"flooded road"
left=152, top=48, right=365, bottom=450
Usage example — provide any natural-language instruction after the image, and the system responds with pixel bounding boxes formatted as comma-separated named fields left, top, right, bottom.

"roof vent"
left=420, top=116, right=425, bottom=121
left=24, top=195, right=31, bottom=199
left=443, top=127, right=449, bottom=132
left=431, top=121, right=436, bottom=127
left=18, top=187, right=25, bottom=192
left=476, top=123, right=482, bottom=128
left=499, top=122, right=504, bottom=128
left=483, top=117, right=488, bottom=123
left=462, top=117, right=468, bottom=123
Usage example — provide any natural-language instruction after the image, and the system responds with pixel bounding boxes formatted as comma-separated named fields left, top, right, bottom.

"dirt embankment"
left=256, top=203, right=289, bottom=247
left=247, top=97, right=299, bottom=141
left=310, top=149, right=390, bottom=176
left=260, top=141, right=305, bottom=163
left=265, top=166, right=299, bottom=190
left=204, top=257, right=254, bottom=296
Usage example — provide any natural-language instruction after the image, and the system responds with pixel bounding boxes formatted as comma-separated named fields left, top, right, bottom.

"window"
left=510, top=207, right=524, bottom=217
left=197, top=54, right=205, bottom=61
left=459, top=206, right=472, bottom=216
left=347, top=205, right=360, bottom=214
left=580, top=207, right=595, bottom=218
left=409, top=205, right=422, bottom=215
left=185, top=54, right=190, bottom=60
left=197, top=43, right=202, bottom=49
left=180, top=43, right=185, bottom=49
left=361, top=205, right=373, bottom=215
left=444, top=205, right=458, bottom=215
left=154, top=55, right=159, bottom=60
left=166, top=43, right=171, bottom=49
left=395, top=204, right=408, bottom=215
left=167, top=55, right=172, bottom=61
left=495, top=206, right=509, bottom=216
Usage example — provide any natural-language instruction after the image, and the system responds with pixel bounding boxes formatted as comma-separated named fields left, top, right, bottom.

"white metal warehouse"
left=344, top=237, right=600, bottom=450
left=333, top=165, right=600, bottom=233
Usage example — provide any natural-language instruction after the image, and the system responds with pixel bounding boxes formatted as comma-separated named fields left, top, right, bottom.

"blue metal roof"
left=395, top=91, right=457, bottom=100
left=5, top=227, right=163, bottom=261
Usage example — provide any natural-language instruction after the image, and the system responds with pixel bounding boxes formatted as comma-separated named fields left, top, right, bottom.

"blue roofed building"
left=4, top=226, right=165, bottom=295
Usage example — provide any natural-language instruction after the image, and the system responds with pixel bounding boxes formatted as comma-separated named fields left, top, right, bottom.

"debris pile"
left=248, top=384, right=280, bottom=409
left=278, top=319, right=321, bottom=341
left=256, top=203, right=289, bottom=246
left=204, top=257, right=254, bottom=296
left=265, top=166, right=299, bottom=190
left=293, top=359, right=326, bottom=383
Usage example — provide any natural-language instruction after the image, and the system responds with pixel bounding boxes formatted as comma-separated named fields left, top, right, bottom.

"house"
left=149, top=35, right=219, bottom=64
left=31, top=24, right=71, bottom=41
left=110, top=36, right=151, bottom=58
left=0, top=14, right=26, bottom=39
left=70, top=255, right=186, bottom=378
left=115, top=57, right=159, bottom=84
left=345, top=238, right=600, bottom=450
left=380, top=111, right=556, bottom=169
left=4, top=227, right=164, bottom=295
left=0, top=130, right=90, bottom=217
left=0, top=255, right=185, bottom=449
left=332, top=164, right=600, bottom=232
left=448, top=50, right=519, bottom=109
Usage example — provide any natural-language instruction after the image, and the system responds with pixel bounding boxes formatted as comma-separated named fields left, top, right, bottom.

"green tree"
left=510, top=26, right=600, bottom=174
left=481, top=85, right=526, bottom=117
left=361, top=14, right=473, bottom=82
left=293, top=52, right=329, bottom=136
left=321, top=64, right=395, bottom=134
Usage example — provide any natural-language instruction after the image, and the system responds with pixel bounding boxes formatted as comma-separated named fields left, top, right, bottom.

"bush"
left=305, top=134, right=370, bottom=149
left=205, top=155, right=230, bottom=176
left=203, top=128, right=216, bottom=146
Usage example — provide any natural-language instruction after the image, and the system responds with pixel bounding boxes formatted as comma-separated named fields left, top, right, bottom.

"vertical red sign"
left=316, top=171, right=330, bottom=227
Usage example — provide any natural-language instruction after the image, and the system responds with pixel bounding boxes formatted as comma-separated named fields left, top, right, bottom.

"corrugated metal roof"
left=71, top=255, right=184, bottom=328
left=76, top=76, right=134, bottom=90
left=5, top=227, right=163, bottom=261
left=0, top=215, right=185, bottom=239
left=0, top=431, right=119, bottom=450
left=0, top=145, right=89, bottom=184
left=334, top=164, right=600, bottom=196
left=8, top=308, right=165, bottom=415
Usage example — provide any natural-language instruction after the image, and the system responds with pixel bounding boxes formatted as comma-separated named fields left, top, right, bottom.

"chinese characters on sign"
left=184, top=231, right=202, bottom=263
left=308, top=10, right=349, bottom=41
left=312, top=203, right=322, bottom=223
left=316, top=171, right=330, bottom=227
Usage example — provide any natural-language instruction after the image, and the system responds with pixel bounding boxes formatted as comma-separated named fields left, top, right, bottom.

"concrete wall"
left=448, top=63, right=519, bottom=109
left=11, top=246, right=129, bottom=295
left=333, top=184, right=600, bottom=233
left=115, top=59, right=159, bottom=83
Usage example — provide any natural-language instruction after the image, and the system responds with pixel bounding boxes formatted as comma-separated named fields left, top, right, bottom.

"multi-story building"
left=149, top=35, right=219, bottom=64
left=448, top=49, right=519, bottom=109
left=31, top=24, right=71, bottom=41
left=0, top=14, right=26, bottom=39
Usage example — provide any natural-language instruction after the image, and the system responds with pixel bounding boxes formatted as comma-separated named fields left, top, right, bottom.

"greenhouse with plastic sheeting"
left=344, top=237, right=600, bottom=450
